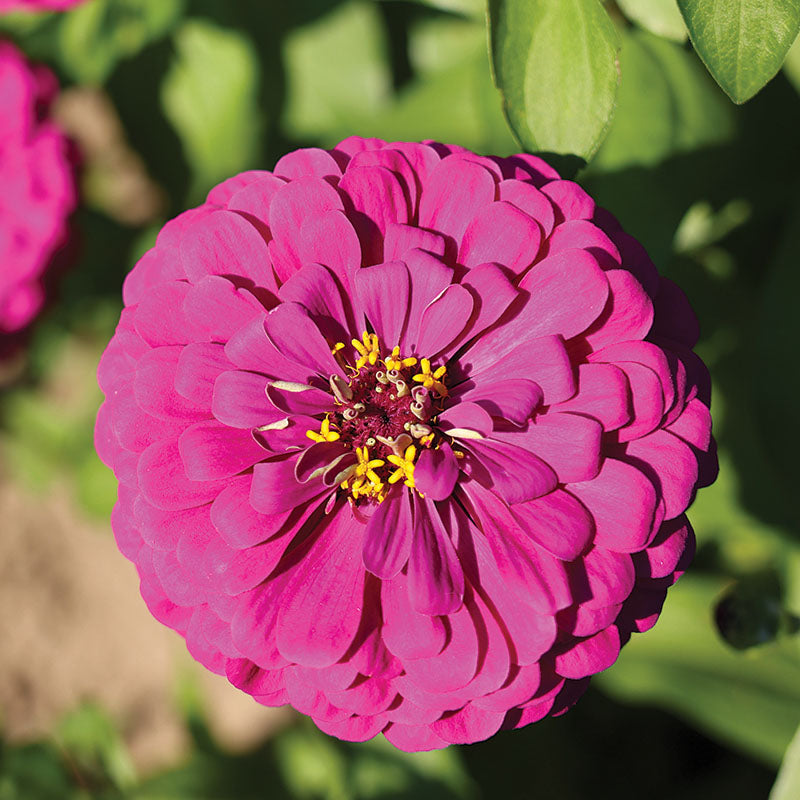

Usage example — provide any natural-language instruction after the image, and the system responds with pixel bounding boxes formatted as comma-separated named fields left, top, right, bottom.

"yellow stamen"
left=412, top=358, right=448, bottom=397
left=385, top=345, right=418, bottom=371
left=386, top=444, right=417, bottom=489
left=305, top=415, right=340, bottom=443
left=351, top=331, right=381, bottom=369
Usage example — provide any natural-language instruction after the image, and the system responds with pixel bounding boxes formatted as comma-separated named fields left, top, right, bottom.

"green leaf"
left=594, top=29, right=734, bottom=170
left=60, top=0, right=184, bottom=84
left=488, top=0, right=621, bottom=161
left=783, top=33, right=800, bottom=95
left=771, top=722, right=800, bottom=800
left=162, top=19, right=261, bottom=202
left=597, top=575, right=800, bottom=766
left=616, top=0, right=687, bottom=41
left=677, top=0, right=800, bottom=103
left=282, top=0, right=391, bottom=143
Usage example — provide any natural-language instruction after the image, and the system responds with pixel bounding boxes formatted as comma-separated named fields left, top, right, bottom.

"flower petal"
left=415, top=442, right=459, bottom=501
left=362, top=488, right=414, bottom=578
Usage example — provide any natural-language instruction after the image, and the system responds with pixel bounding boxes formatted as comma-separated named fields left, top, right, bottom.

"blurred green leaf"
left=275, top=726, right=349, bottom=800
left=282, top=0, right=391, bottom=143
left=0, top=742, right=78, bottom=800
left=56, top=704, right=136, bottom=792
left=408, top=15, right=485, bottom=78
left=617, top=0, right=687, bottom=42
left=771, top=721, right=800, bottom=800
left=754, top=203, right=800, bottom=495
left=488, top=0, right=620, bottom=160
left=594, top=29, right=733, bottom=170
left=598, top=575, right=800, bottom=766
left=381, top=0, right=484, bottom=19
left=677, top=0, right=800, bottom=103
left=162, top=19, right=261, bottom=202
left=784, top=34, right=800, bottom=94
left=60, top=0, right=184, bottom=84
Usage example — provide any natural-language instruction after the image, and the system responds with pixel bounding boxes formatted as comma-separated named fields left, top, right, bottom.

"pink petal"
left=401, top=249, right=453, bottom=351
left=183, top=276, right=264, bottom=342
left=226, top=174, right=286, bottom=227
left=339, top=165, right=410, bottom=264
left=353, top=261, right=410, bottom=346
left=138, top=438, right=227, bottom=511
left=579, top=546, right=636, bottom=608
left=210, top=474, right=293, bottom=548
left=651, top=277, right=700, bottom=347
left=569, top=458, right=657, bottom=552
left=212, top=370, right=283, bottom=429
left=516, top=249, right=609, bottom=339
left=264, top=302, right=345, bottom=379
left=666, top=396, right=712, bottom=451
left=464, top=438, right=557, bottom=505
left=419, top=157, right=497, bottom=245
left=635, top=515, right=693, bottom=579
left=451, top=262, right=519, bottom=348
left=541, top=180, right=595, bottom=222
left=623, top=429, right=699, bottom=519
left=401, top=602, right=479, bottom=693
left=496, top=153, right=560, bottom=184
left=335, top=135, right=386, bottom=157
left=584, top=269, right=654, bottom=351
left=207, top=170, right=273, bottom=205
left=383, top=223, right=446, bottom=261
left=134, top=346, right=208, bottom=421
left=178, top=419, right=267, bottom=481
left=415, top=284, right=473, bottom=357
left=276, top=505, right=366, bottom=668
left=507, top=411, right=603, bottom=483
left=554, top=625, right=620, bottom=679
left=294, top=441, right=352, bottom=483
left=175, top=342, right=231, bottom=405
left=415, top=442, right=459, bottom=501
left=431, top=704, right=505, bottom=745
left=133, top=281, right=200, bottom=347
left=250, top=455, right=330, bottom=515
left=268, top=177, right=344, bottom=281
left=122, top=246, right=185, bottom=305
left=313, top=715, right=387, bottom=743
left=453, top=378, right=542, bottom=426
left=408, top=497, right=464, bottom=615
left=553, top=363, right=631, bottom=431
left=226, top=660, right=286, bottom=697
left=459, top=201, right=542, bottom=275
left=381, top=573, right=447, bottom=660
left=179, top=210, right=276, bottom=291
left=107, top=390, right=185, bottom=453
left=265, top=381, right=333, bottom=417
left=545, top=219, right=621, bottom=269
left=326, top=675, right=396, bottom=716
left=362, top=488, right=414, bottom=579
left=383, top=724, right=449, bottom=752
left=473, top=663, right=542, bottom=711
left=278, top=263, right=350, bottom=342
left=348, top=147, right=419, bottom=215
left=274, top=147, right=343, bottom=180
left=297, top=210, right=362, bottom=293
left=511, top=489, right=593, bottom=561
left=498, top=178, right=555, bottom=236
left=438, top=401, right=493, bottom=436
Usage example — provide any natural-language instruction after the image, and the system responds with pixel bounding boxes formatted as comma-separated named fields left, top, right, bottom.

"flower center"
left=305, top=332, right=448, bottom=502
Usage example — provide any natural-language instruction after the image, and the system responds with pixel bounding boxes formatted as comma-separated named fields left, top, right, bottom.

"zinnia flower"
left=0, top=41, right=75, bottom=344
left=95, top=137, right=717, bottom=751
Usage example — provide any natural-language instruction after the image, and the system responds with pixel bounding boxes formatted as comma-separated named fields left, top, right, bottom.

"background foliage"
left=1, top=0, right=799, bottom=797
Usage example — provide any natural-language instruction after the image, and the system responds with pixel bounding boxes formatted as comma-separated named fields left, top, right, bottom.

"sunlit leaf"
left=162, top=19, right=261, bottom=202
left=617, top=0, right=687, bottom=42
left=488, top=0, right=621, bottom=160
left=784, top=34, right=800, bottom=94
left=598, top=575, right=800, bottom=766
left=60, top=0, right=184, bottom=84
left=771, top=721, right=800, bottom=800
left=282, top=0, right=391, bottom=142
left=677, top=0, right=800, bottom=103
left=594, top=29, right=734, bottom=170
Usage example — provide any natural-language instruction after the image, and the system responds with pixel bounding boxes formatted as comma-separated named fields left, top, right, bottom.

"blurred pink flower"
left=96, top=137, right=716, bottom=751
left=0, top=41, right=75, bottom=342
left=0, top=0, right=85, bottom=11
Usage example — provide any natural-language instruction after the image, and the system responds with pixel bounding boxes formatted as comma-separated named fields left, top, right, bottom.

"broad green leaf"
left=594, top=29, right=734, bottom=170
left=597, top=575, right=800, bottom=766
left=60, top=0, right=184, bottom=84
left=771, top=722, right=800, bottom=800
left=783, top=33, right=800, bottom=95
left=677, top=0, right=800, bottom=103
left=162, top=20, right=260, bottom=202
left=282, top=0, right=391, bottom=143
left=617, top=0, right=687, bottom=41
left=488, top=0, right=621, bottom=160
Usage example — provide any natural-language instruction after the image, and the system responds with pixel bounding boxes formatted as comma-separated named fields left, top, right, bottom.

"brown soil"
left=0, top=475, right=290, bottom=772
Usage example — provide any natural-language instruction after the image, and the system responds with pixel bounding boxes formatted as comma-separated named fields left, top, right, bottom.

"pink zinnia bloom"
left=96, top=137, right=717, bottom=751
left=0, top=41, right=75, bottom=342
left=0, top=0, right=85, bottom=12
